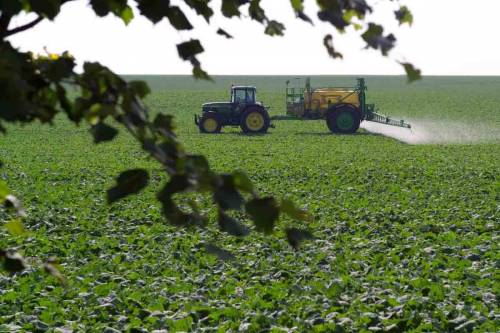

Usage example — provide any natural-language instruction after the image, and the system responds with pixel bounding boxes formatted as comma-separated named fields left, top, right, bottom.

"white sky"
left=6, top=0, right=500, bottom=75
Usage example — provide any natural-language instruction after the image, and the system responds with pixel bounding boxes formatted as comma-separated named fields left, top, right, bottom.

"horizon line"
left=118, top=74, right=500, bottom=77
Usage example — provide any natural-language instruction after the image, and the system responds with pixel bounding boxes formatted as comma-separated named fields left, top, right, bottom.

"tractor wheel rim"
left=246, top=112, right=264, bottom=131
left=337, top=112, right=354, bottom=130
left=203, top=118, right=218, bottom=132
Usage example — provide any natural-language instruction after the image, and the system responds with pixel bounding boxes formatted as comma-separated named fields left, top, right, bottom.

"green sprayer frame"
left=272, top=78, right=411, bottom=129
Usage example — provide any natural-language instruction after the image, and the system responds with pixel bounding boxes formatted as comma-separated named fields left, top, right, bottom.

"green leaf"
left=285, top=228, right=314, bottom=250
left=120, top=5, right=134, bottom=25
left=158, top=175, right=193, bottom=198
left=4, top=195, right=26, bottom=217
left=153, top=113, right=175, bottom=136
left=342, top=9, right=358, bottom=23
left=2, top=251, right=26, bottom=272
left=400, top=62, right=422, bottom=83
left=245, top=197, right=280, bottom=234
left=1, top=0, right=24, bottom=16
left=221, top=0, right=240, bottom=18
left=107, top=169, right=149, bottom=203
left=232, top=171, right=254, bottom=195
left=249, top=0, right=266, bottom=23
left=192, top=64, right=212, bottom=81
left=296, top=11, right=312, bottom=24
left=156, top=193, right=199, bottom=226
left=323, top=34, right=343, bottom=59
left=90, top=0, right=110, bottom=16
left=28, top=0, right=61, bottom=20
left=216, top=28, right=233, bottom=39
left=429, top=283, right=445, bottom=301
left=218, top=210, right=250, bottom=237
left=177, top=40, right=204, bottom=60
left=204, top=243, right=236, bottom=262
left=4, top=219, right=28, bottom=236
left=166, top=6, right=193, bottom=30
left=395, top=6, right=413, bottom=26
left=136, top=0, right=170, bottom=24
left=290, top=0, right=303, bottom=12
left=0, top=180, right=8, bottom=203
left=129, top=80, right=151, bottom=98
left=43, top=55, right=76, bottom=82
left=185, top=0, right=214, bottom=22
left=317, top=9, right=349, bottom=30
left=214, top=175, right=244, bottom=211
left=352, top=23, right=362, bottom=31
left=90, top=122, right=118, bottom=143
left=184, top=155, right=210, bottom=175
left=280, top=199, right=312, bottom=222
left=361, top=23, right=396, bottom=56
left=56, top=84, right=75, bottom=120
left=85, top=104, right=115, bottom=125
left=317, top=0, right=371, bottom=22
left=265, top=20, right=285, bottom=36
left=44, top=258, right=66, bottom=285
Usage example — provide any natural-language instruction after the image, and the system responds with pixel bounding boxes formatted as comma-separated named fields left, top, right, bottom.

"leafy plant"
left=0, top=76, right=498, bottom=331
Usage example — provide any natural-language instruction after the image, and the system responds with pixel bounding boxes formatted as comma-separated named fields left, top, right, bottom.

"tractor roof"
left=232, top=86, right=256, bottom=90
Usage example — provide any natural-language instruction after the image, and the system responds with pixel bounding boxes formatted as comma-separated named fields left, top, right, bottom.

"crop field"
left=0, top=76, right=499, bottom=332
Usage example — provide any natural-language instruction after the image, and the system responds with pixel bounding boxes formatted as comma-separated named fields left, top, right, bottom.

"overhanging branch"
left=5, top=16, right=43, bottom=37
left=0, top=13, right=12, bottom=38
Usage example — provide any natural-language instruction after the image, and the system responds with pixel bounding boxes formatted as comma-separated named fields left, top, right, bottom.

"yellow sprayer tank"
left=304, top=88, right=360, bottom=117
left=281, top=78, right=411, bottom=133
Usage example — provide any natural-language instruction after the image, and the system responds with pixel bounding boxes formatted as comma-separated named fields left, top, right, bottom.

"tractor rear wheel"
left=199, top=113, right=222, bottom=134
left=240, top=107, right=270, bottom=134
left=326, top=105, right=361, bottom=134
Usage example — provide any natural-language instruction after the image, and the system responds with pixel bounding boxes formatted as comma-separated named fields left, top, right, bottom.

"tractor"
left=272, top=77, right=411, bottom=133
left=195, top=85, right=271, bottom=134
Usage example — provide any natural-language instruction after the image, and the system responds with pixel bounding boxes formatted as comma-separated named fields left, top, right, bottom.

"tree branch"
left=5, top=16, right=44, bottom=37
left=0, top=13, right=13, bottom=38
left=5, top=16, right=43, bottom=37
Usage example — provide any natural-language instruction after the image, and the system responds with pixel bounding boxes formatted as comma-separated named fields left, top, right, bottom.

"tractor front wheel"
left=326, top=105, right=361, bottom=134
left=240, top=107, right=270, bottom=134
left=199, top=113, right=222, bottom=134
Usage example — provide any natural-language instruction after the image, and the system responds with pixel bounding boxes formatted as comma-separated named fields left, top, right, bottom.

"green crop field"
left=1, top=76, right=499, bottom=332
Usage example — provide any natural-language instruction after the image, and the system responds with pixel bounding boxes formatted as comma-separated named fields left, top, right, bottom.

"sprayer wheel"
left=326, top=105, right=361, bottom=134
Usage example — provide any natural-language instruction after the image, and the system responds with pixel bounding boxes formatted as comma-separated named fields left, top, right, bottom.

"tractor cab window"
left=232, top=88, right=255, bottom=104
left=233, top=89, right=245, bottom=103
left=245, top=89, right=255, bottom=103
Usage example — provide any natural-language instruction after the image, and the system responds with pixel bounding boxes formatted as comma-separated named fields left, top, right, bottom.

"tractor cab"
left=231, top=86, right=256, bottom=104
